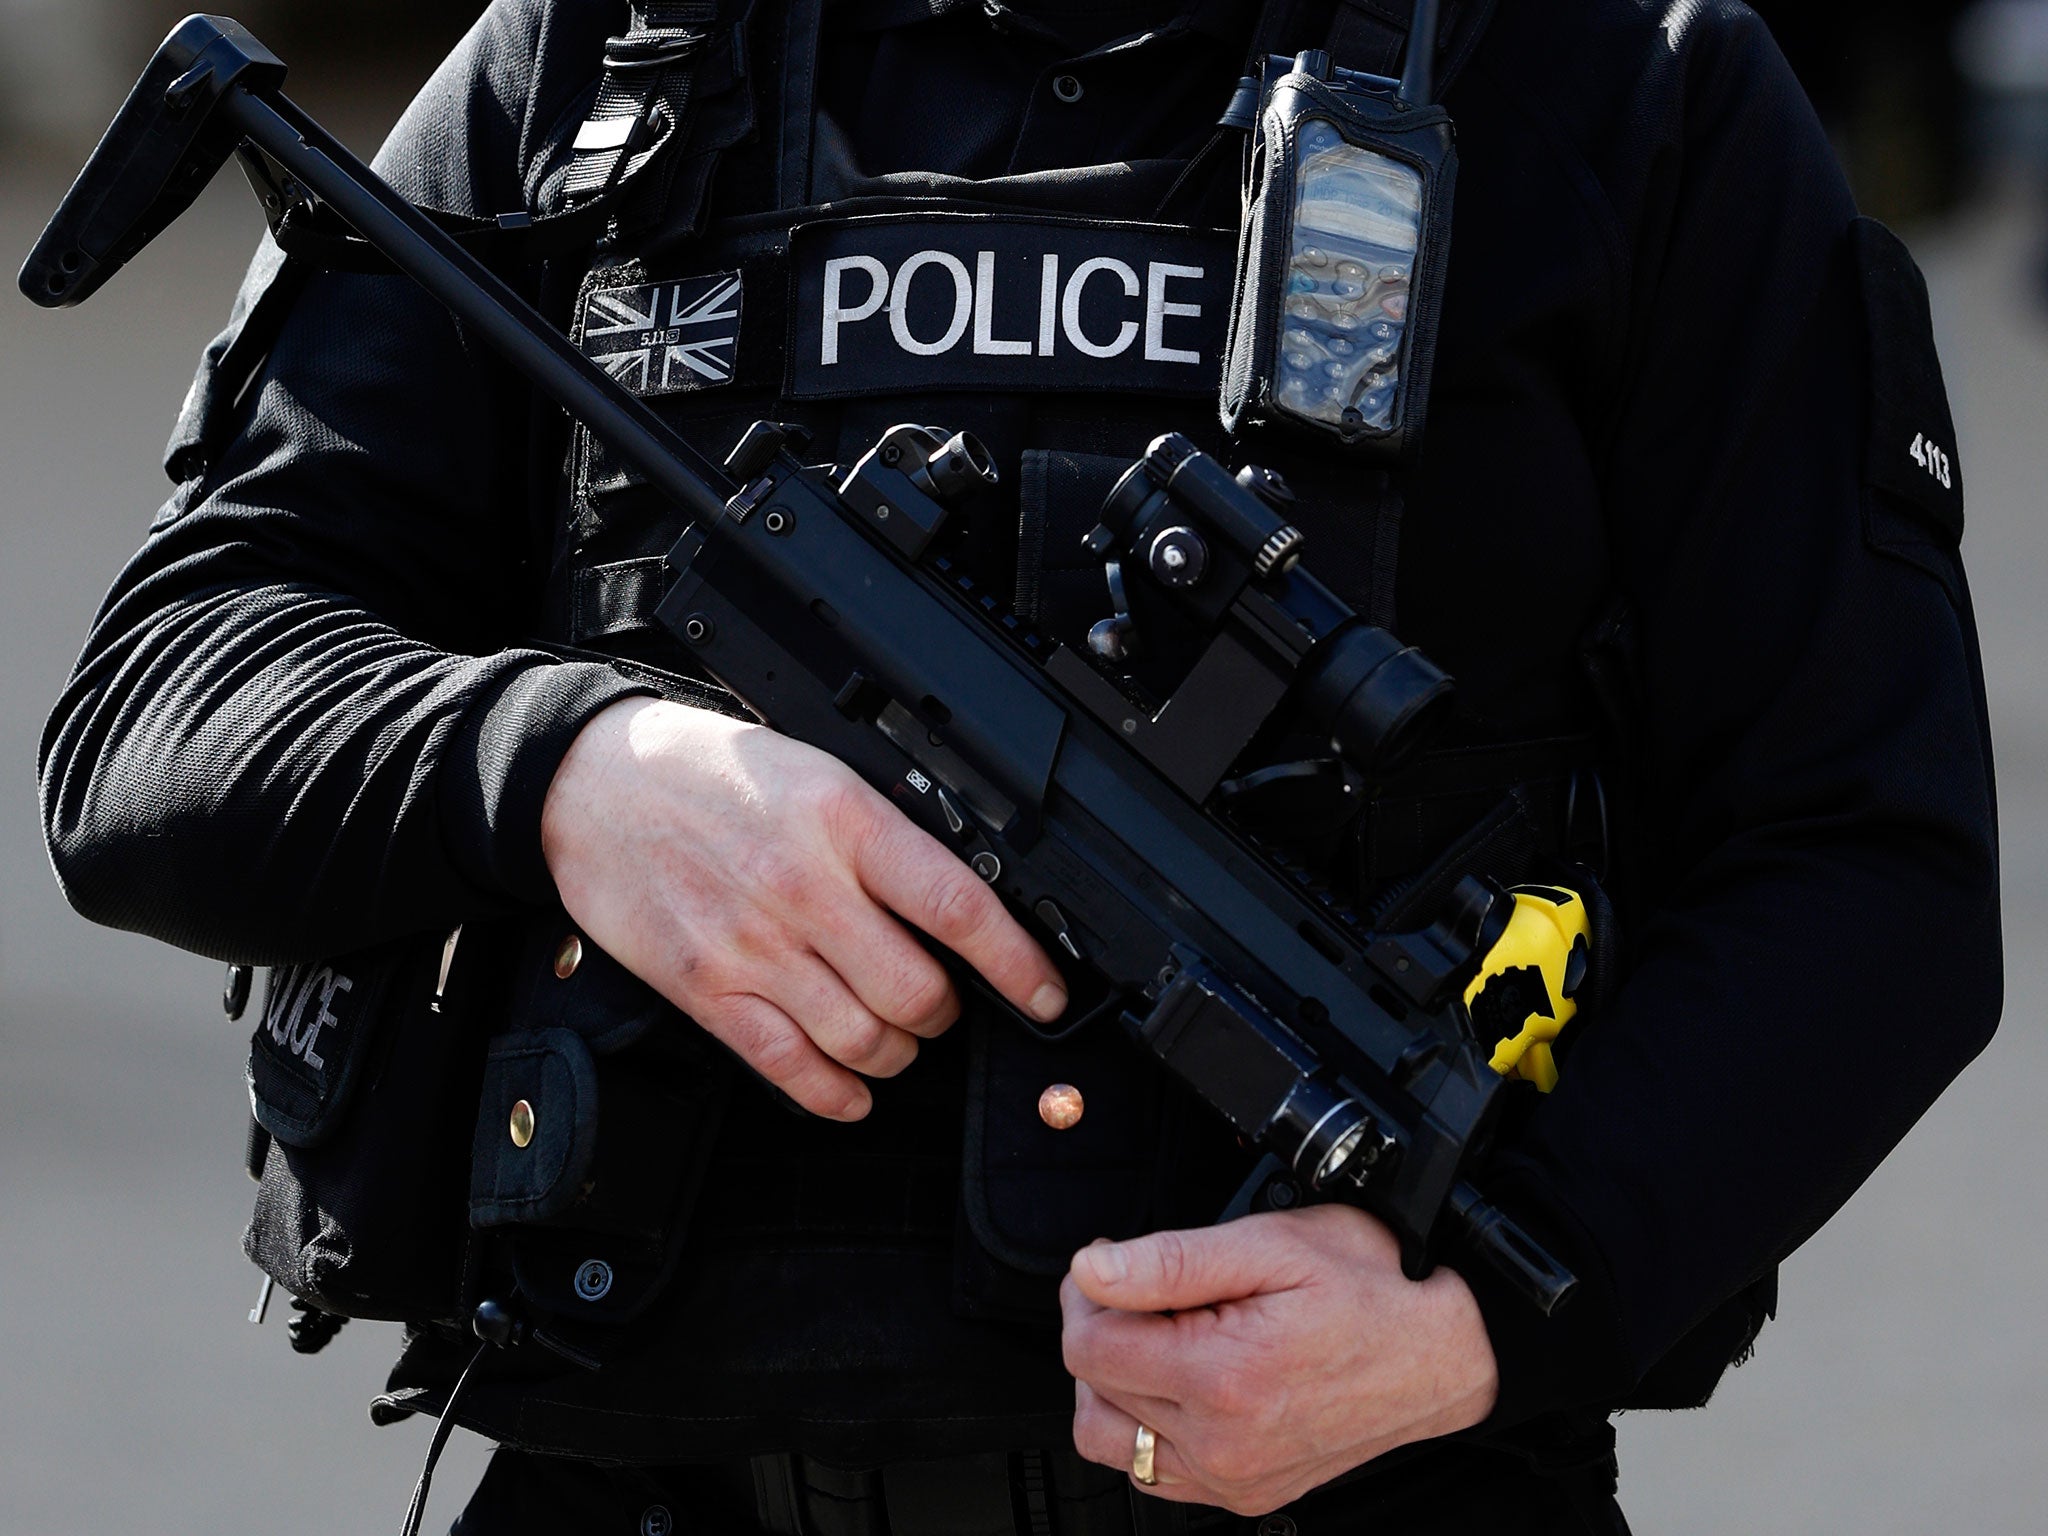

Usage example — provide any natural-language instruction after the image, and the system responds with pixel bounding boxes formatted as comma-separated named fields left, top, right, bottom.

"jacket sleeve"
left=1463, top=8, right=2002, bottom=1422
left=37, top=0, right=649, bottom=965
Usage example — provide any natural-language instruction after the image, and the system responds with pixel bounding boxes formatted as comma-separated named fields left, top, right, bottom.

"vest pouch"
left=955, top=1015, right=1249, bottom=1320
left=469, top=914, right=731, bottom=1334
left=1221, top=52, right=1457, bottom=462
left=244, top=924, right=499, bottom=1322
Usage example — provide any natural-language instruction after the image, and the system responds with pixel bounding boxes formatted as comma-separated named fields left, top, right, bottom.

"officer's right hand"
left=541, top=697, right=1068, bottom=1120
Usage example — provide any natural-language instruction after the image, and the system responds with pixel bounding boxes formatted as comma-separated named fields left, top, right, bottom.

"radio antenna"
left=1398, top=0, right=1441, bottom=105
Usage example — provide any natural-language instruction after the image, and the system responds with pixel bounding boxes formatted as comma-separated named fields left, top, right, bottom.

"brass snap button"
left=1038, top=1082, right=1084, bottom=1130
left=508, top=1099, right=535, bottom=1149
left=554, top=933, right=583, bottom=979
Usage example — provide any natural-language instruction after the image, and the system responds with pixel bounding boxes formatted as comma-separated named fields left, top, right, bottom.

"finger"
left=1087, top=1378, right=1187, bottom=1446
left=705, top=992, right=873, bottom=1121
left=1060, top=1264, right=1108, bottom=1325
left=809, top=891, right=962, bottom=1037
left=1070, top=1220, right=1296, bottom=1312
left=1072, top=1381, right=1213, bottom=1506
left=761, top=952, right=921, bottom=1079
left=849, top=808, right=1067, bottom=1024
left=1063, top=1294, right=1199, bottom=1404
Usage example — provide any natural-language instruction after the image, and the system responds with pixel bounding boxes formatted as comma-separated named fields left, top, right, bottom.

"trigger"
left=1034, top=898, right=1084, bottom=962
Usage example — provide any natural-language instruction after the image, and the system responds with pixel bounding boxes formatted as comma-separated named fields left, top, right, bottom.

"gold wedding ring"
left=1132, top=1423, right=1159, bottom=1486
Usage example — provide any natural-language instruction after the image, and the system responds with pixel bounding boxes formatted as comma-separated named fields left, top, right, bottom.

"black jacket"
left=40, top=0, right=2001, bottom=1441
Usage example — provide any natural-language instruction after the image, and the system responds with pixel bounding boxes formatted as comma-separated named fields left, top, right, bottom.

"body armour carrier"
left=219, top=0, right=1760, bottom=1465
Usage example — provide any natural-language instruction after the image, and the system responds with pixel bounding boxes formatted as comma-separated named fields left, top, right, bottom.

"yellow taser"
left=1463, top=885, right=1593, bottom=1093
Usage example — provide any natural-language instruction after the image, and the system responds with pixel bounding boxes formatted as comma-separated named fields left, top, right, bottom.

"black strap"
left=572, top=556, right=674, bottom=643
left=562, top=2, right=717, bottom=210
left=236, top=0, right=719, bottom=281
left=778, top=0, right=829, bottom=208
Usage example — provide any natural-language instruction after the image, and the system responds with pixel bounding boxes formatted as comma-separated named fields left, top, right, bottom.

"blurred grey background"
left=1, top=3, right=2044, bottom=1532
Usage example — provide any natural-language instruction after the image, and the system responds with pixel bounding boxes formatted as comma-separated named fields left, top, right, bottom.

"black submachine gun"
left=23, top=16, right=1576, bottom=1312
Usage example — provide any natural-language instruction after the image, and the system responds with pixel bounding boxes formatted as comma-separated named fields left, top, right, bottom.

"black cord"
left=399, top=1338, right=491, bottom=1536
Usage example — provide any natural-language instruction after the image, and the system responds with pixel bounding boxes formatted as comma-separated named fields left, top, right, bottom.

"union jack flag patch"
left=577, top=271, right=742, bottom=396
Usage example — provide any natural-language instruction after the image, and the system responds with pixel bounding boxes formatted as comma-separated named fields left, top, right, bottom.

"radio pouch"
left=245, top=925, right=500, bottom=1323
left=1221, top=50, right=1457, bottom=461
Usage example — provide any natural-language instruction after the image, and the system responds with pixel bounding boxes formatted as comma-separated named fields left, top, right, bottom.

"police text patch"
left=578, top=271, right=742, bottom=396
left=787, top=216, right=1230, bottom=400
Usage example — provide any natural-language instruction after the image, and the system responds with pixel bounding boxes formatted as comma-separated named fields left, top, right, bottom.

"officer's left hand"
left=1062, top=1205, right=1498, bottom=1516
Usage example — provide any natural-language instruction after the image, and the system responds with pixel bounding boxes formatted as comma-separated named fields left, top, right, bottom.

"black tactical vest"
left=356, top=0, right=1605, bottom=1465
left=218, top=0, right=1721, bottom=1465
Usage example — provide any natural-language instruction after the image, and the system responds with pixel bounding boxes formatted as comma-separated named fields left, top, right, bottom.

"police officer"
left=38, top=1, right=2001, bottom=1533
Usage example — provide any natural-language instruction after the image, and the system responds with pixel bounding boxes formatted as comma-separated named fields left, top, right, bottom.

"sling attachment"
left=561, top=2, right=716, bottom=210
left=230, top=2, right=737, bottom=277
left=231, top=125, right=648, bottom=278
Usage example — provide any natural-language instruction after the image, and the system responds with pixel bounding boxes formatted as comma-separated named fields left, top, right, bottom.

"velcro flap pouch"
left=469, top=914, right=730, bottom=1326
left=249, top=944, right=407, bottom=1147
left=471, top=1028, right=601, bottom=1226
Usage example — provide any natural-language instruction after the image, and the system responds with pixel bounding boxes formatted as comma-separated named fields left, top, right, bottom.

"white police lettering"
left=974, top=250, right=1032, bottom=356
left=889, top=250, right=974, bottom=356
left=821, top=255, right=888, bottom=365
left=1063, top=257, right=1140, bottom=358
left=1145, top=262, right=1204, bottom=364
left=264, top=965, right=352, bottom=1074
left=817, top=249, right=1205, bottom=368
left=1038, top=254, right=1060, bottom=356
left=305, top=971, right=352, bottom=1073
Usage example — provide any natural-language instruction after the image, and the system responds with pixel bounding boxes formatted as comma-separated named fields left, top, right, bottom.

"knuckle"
left=742, top=840, right=815, bottom=908
left=867, top=1033, right=919, bottom=1078
left=835, top=1016, right=894, bottom=1070
left=1060, top=1322, right=1095, bottom=1379
left=727, top=906, right=787, bottom=959
left=1071, top=1401, right=1109, bottom=1461
left=921, top=868, right=993, bottom=942
left=813, top=772, right=877, bottom=849
left=1149, top=1230, right=1193, bottom=1295
left=743, top=1022, right=813, bottom=1084
left=889, top=956, right=954, bottom=1027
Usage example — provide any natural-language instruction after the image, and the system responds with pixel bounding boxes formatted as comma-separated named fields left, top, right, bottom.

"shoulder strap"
left=249, top=0, right=757, bottom=276
left=561, top=1, right=720, bottom=211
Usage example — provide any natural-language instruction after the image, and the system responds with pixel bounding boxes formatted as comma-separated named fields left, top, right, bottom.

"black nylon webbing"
left=561, top=2, right=718, bottom=206
left=571, top=557, right=673, bottom=643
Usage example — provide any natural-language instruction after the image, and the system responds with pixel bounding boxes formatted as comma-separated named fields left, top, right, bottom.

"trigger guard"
left=965, top=965, right=1127, bottom=1044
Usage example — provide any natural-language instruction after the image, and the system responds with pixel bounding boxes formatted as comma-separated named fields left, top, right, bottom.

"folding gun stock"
left=20, top=17, right=284, bottom=309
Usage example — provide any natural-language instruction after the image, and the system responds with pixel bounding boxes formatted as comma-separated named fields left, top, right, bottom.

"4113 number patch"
left=1909, top=431, right=1953, bottom=490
